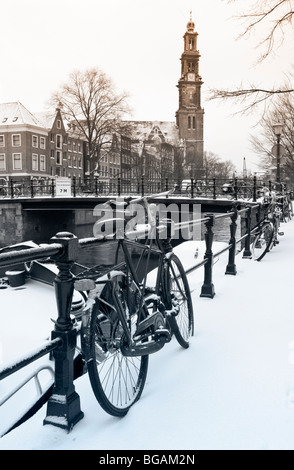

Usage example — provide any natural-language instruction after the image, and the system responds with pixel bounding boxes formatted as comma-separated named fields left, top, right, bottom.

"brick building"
left=0, top=15, right=204, bottom=188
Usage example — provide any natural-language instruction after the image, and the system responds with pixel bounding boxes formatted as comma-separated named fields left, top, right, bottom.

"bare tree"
left=204, top=151, right=236, bottom=179
left=51, top=68, right=132, bottom=172
left=210, top=0, right=294, bottom=112
left=250, top=93, right=294, bottom=180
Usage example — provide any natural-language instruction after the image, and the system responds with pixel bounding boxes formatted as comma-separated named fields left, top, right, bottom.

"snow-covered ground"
left=1, top=219, right=294, bottom=450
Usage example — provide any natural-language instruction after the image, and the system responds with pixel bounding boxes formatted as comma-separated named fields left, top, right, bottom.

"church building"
left=0, top=15, right=204, bottom=188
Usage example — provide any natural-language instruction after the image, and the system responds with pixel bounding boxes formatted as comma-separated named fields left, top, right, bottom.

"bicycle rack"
left=0, top=365, right=54, bottom=437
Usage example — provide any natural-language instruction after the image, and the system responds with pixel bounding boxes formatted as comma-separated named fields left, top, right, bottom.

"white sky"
left=1, top=0, right=293, bottom=172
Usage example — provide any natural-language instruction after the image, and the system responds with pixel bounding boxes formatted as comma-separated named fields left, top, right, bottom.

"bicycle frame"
left=75, top=194, right=175, bottom=355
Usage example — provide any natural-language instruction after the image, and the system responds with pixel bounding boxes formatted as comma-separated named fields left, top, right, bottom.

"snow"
left=1, top=219, right=294, bottom=450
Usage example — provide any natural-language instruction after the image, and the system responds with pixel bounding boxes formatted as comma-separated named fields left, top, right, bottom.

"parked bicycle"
left=251, top=196, right=284, bottom=261
left=222, top=181, right=252, bottom=200
left=73, top=191, right=194, bottom=417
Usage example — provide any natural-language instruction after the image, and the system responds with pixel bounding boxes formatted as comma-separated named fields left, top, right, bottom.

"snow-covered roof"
left=0, top=102, right=44, bottom=128
left=33, top=111, right=56, bottom=130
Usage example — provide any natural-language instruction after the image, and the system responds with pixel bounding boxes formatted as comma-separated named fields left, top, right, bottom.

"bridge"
left=0, top=175, right=284, bottom=248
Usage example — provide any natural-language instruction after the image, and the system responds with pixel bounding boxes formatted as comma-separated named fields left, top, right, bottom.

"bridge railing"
left=0, top=201, right=270, bottom=433
left=0, top=176, right=292, bottom=201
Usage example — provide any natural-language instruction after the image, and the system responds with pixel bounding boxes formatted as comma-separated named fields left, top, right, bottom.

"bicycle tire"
left=164, top=253, right=194, bottom=348
left=252, top=221, right=274, bottom=261
left=83, top=277, right=149, bottom=417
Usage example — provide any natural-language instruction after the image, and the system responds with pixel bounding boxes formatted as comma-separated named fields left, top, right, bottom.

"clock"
left=187, top=73, right=195, bottom=81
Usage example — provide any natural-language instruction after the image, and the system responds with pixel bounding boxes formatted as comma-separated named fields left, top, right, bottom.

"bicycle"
left=278, top=194, right=293, bottom=223
left=251, top=197, right=283, bottom=261
left=73, top=191, right=194, bottom=417
left=222, top=182, right=252, bottom=201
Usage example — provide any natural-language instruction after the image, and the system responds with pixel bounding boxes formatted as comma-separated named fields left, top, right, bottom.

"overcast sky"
left=1, top=0, right=292, bottom=172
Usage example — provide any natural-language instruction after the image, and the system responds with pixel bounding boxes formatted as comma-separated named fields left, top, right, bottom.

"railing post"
left=141, top=175, right=145, bottom=197
left=200, top=214, right=215, bottom=298
left=94, top=177, right=98, bottom=196
left=72, top=176, right=76, bottom=198
left=234, top=178, right=238, bottom=200
left=225, top=205, right=238, bottom=275
left=43, top=232, right=84, bottom=431
left=253, top=175, right=257, bottom=202
left=242, top=206, right=252, bottom=259
left=213, top=178, right=216, bottom=199
left=190, top=178, right=194, bottom=199
left=51, top=178, right=55, bottom=197
left=117, top=177, right=121, bottom=197
left=9, top=179, right=14, bottom=199
left=30, top=179, right=34, bottom=198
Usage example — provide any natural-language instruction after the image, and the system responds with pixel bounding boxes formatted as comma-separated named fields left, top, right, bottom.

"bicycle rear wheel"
left=252, top=221, right=274, bottom=261
left=164, top=253, right=194, bottom=348
left=82, top=278, right=149, bottom=417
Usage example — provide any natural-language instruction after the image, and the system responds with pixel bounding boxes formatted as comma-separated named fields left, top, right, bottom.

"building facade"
left=0, top=15, right=204, bottom=189
left=0, top=102, right=85, bottom=187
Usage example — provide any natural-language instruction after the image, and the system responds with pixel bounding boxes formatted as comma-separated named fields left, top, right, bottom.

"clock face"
left=187, top=73, right=195, bottom=81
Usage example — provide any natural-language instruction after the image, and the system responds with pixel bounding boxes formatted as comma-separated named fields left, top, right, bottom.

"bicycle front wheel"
left=252, top=221, right=274, bottom=261
left=83, top=280, right=149, bottom=417
left=164, top=253, right=194, bottom=348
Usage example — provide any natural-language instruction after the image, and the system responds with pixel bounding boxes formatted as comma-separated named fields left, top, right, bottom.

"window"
left=40, top=155, right=46, bottom=171
left=78, top=143, right=81, bottom=153
left=73, top=142, right=76, bottom=152
left=32, top=154, right=38, bottom=170
left=188, top=117, right=191, bottom=129
left=193, top=116, right=196, bottom=129
left=50, top=149, right=54, bottom=159
left=0, top=154, right=6, bottom=170
left=73, top=156, right=77, bottom=168
left=68, top=140, right=71, bottom=151
left=0, top=135, right=4, bottom=147
left=40, top=137, right=46, bottom=149
left=13, top=153, right=22, bottom=170
left=56, top=151, right=62, bottom=165
left=32, top=135, right=38, bottom=148
left=56, top=134, right=62, bottom=149
left=78, top=158, right=82, bottom=168
left=68, top=156, right=72, bottom=167
left=57, top=119, right=61, bottom=129
left=50, top=133, right=55, bottom=142
left=12, top=134, right=21, bottom=146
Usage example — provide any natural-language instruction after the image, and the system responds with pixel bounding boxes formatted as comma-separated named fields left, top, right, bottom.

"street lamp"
left=272, top=122, right=284, bottom=183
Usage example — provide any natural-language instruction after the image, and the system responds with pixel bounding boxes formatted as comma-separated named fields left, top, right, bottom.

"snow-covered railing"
left=0, top=202, right=264, bottom=434
left=0, top=175, right=291, bottom=201
left=177, top=203, right=261, bottom=298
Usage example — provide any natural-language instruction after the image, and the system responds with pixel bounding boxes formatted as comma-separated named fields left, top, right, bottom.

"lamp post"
left=273, top=122, right=284, bottom=183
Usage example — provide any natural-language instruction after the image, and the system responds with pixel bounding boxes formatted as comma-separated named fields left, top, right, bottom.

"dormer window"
left=57, top=119, right=61, bottom=129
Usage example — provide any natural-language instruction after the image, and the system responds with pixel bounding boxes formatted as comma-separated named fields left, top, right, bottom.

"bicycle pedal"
left=154, top=328, right=171, bottom=343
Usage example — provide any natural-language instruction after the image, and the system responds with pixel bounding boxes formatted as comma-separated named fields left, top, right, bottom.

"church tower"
left=176, top=14, right=204, bottom=178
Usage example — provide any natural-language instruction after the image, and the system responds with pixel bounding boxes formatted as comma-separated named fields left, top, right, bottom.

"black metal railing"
left=0, top=200, right=270, bottom=433
left=0, top=176, right=292, bottom=201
